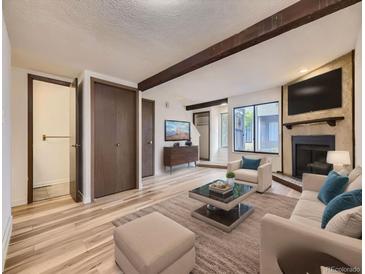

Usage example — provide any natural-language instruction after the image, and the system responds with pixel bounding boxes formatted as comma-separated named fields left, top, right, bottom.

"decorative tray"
left=209, top=180, right=233, bottom=195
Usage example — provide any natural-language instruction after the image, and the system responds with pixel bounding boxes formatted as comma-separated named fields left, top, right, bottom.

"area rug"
left=113, top=192, right=298, bottom=274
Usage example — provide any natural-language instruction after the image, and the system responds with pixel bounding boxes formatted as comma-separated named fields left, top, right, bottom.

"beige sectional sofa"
left=227, top=157, right=272, bottom=193
left=260, top=173, right=362, bottom=274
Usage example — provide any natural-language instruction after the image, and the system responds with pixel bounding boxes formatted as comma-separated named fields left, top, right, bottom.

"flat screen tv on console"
left=165, top=120, right=191, bottom=141
left=288, top=68, right=342, bottom=115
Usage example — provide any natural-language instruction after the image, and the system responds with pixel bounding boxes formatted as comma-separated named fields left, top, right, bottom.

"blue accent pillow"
left=317, top=171, right=349, bottom=204
left=321, top=189, right=362, bottom=228
left=241, top=157, right=261, bottom=170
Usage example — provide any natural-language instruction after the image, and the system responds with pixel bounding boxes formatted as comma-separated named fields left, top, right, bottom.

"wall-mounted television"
left=288, top=68, right=342, bottom=115
left=165, top=120, right=190, bottom=141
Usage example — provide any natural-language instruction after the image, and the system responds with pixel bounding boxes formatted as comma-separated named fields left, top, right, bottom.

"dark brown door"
left=142, top=99, right=155, bottom=177
left=115, top=84, right=137, bottom=191
left=93, top=80, right=136, bottom=198
left=69, top=78, right=82, bottom=202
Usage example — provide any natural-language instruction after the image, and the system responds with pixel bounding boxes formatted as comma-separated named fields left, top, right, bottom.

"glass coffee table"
left=188, top=181, right=256, bottom=232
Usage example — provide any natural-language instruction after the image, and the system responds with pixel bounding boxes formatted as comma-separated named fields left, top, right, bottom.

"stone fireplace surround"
left=282, top=52, right=354, bottom=177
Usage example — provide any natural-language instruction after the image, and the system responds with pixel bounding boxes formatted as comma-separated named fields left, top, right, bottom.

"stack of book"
left=209, top=180, right=233, bottom=198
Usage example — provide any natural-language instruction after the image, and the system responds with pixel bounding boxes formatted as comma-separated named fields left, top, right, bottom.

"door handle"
left=72, top=144, right=80, bottom=148
left=148, top=141, right=153, bottom=144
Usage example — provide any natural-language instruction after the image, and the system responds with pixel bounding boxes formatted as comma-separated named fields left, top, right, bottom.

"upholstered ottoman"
left=113, top=212, right=195, bottom=274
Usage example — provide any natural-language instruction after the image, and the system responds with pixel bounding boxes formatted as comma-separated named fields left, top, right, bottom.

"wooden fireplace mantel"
left=283, top=116, right=345, bottom=129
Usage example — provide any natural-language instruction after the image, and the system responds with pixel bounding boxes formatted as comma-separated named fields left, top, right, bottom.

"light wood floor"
left=33, top=182, right=70, bottom=202
left=5, top=167, right=300, bottom=274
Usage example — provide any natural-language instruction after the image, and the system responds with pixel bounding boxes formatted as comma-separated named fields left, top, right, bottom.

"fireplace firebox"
left=292, top=135, right=335, bottom=179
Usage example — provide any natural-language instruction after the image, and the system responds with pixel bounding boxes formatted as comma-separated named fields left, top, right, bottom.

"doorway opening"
left=28, top=74, right=81, bottom=203
left=193, top=111, right=210, bottom=161
left=193, top=105, right=228, bottom=166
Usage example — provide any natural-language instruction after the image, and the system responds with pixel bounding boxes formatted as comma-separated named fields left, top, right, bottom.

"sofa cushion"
left=260, top=157, right=268, bottom=165
left=300, top=190, right=319, bottom=201
left=318, top=171, right=348, bottom=204
left=345, top=175, right=362, bottom=192
left=113, top=212, right=195, bottom=274
left=321, top=189, right=362, bottom=229
left=291, top=199, right=325, bottom=224
left=336, top=168, right=350, bottom=176
left=348, top=166, right=362, bottom=183
left=241, top=156, right=261, bottom=170
left=234, top=169, right=258, bottom=183
left=325, top=206, right=362, bottom=238
left=290, top=215, right=322, bottom=228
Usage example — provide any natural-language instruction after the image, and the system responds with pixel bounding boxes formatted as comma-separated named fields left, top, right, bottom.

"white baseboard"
left=2, top=215, right=12, bottom=271
left=82, top=193, right=91, bottom=204
left=11, top=198, right=27, bottom=207
left=33, top=178, right=69, bottom=188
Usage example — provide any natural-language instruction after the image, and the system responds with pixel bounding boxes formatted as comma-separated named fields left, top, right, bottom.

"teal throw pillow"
left=241, top=156, right=261, bottom=170
left=321, top=189, right=362, bottom=228
left=318, top=171, right=348, bottom=205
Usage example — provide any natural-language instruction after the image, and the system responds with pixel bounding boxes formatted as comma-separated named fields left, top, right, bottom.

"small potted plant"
left=226, top=171, right=235, bottom=186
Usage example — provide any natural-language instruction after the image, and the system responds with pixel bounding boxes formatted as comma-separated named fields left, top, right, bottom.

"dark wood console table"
left=164, top=146, right=198, bottom=174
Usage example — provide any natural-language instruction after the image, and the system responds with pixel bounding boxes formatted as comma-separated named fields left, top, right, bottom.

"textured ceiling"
left=3, top=1, right=361, bottom=104
left=3, top=0, right=299, bottom=81
left=143, top=3, right=361, bottom=105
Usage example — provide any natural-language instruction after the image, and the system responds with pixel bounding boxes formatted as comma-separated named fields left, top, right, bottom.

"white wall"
left=228, top=87, right=281, bottom=172
left=80, top=70, right=139, bottom=202
left=10, top=67, right=72, bottom=206
left=33, top=80, right=70, bottom=187
left=142, top=88, right=199, bottom=175
left=2, top=17, right=13, bottom=269
left=354, top=30, right=362, bottom=166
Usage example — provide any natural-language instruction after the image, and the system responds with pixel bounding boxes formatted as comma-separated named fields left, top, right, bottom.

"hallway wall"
left=2, top=16, right=13, bottom=269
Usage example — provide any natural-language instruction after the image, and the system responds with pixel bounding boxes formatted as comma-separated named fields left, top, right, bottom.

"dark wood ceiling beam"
left=186, top=98, right=228, bottom=111
left=138, top=0, right=361, bottom=91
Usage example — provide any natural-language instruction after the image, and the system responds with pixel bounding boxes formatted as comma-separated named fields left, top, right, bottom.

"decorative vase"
left=227, top=178, right=234, bottom=186
left=185, top=140, right=192, bottom=146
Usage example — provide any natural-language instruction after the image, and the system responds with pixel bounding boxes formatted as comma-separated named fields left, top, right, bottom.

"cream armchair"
left=227, top=157, right=272, bottom=193
left=260, top=173, right=362, bottom=274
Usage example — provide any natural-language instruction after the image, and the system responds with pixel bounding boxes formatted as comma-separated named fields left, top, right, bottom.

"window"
left=220, top=113, right=228, bottom=148
left=234, top=102, right=279, bottom=154
left=255, top=102, right=279, bottom=153
left=234, top=106, right=254, bottom=151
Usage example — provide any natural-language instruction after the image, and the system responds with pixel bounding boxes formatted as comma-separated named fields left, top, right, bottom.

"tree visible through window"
left=234, top=106, right=254, bottom=151
left=234, top=102, right=279, bottom=153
